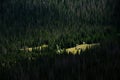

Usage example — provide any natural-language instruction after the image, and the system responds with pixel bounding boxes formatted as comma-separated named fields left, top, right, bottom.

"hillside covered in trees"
left=0, top=0, right=120, bottom=80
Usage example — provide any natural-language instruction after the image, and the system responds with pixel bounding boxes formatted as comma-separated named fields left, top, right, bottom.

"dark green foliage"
left=0, top=0, right=119, bottom=51
left=0, top=0, right=120, bottom=27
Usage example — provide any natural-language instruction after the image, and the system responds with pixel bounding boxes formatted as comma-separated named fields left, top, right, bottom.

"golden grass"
left=66, top=47, right=78, bottom=55
left=20, top=43, right=99, bottom=55
left=66, top=43, right=100, bottom=55
left=20, top=44, right=48, bottom=52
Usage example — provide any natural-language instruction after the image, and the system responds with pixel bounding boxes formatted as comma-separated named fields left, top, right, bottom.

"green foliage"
left=0, top=0, right=120, bottom=79
left=0, top=0, right=120, bottom=27
left=0, top=41, right=120, bottom=80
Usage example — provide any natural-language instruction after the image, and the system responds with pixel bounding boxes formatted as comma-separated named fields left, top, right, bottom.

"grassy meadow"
left=0, top=0, right=120, bottom=80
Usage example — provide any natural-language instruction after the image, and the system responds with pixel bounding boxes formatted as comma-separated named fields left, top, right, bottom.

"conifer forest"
left=0, top=0, right=120, bottom=80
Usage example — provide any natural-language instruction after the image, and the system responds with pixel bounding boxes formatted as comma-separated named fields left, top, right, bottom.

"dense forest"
left=0, top=0, right=120, bottom=80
